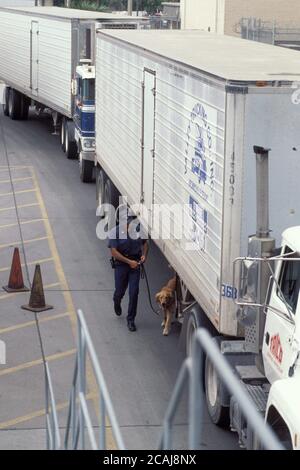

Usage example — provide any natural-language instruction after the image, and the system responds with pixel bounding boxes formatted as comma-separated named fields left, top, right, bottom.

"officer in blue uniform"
left=108, top=216, right=148, bottom=332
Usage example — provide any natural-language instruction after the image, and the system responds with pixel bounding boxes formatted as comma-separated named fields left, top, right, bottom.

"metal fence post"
left=189, top=339, right=204, bottom=450
left=99, top=392, right=106, bottom=450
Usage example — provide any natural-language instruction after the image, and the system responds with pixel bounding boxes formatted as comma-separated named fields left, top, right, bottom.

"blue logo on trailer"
left=185, top=102, right=214, bottom=197
left=189, top=196, right=208, bottom=252
left=192, top=126, right=207, bottom=185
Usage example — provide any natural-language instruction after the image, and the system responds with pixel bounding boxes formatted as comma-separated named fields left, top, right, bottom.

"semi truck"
left=0, top=6, right=146, bottom=181
left=94, top=29, right=300, bottom=449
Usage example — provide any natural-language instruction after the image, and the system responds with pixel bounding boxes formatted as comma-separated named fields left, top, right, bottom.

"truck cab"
left=260, top=227, right=300, bottom=449
left=230, top=224, right=300, bottom=449
left=73, top=61, right=96, bottom=182
left=206, top=148, right=300, bottom=450
left=263, top=227, right=300, bottom=385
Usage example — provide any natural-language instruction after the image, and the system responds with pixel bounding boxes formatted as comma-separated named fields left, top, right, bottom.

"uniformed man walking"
left=108, top=216, right=148, bottom=332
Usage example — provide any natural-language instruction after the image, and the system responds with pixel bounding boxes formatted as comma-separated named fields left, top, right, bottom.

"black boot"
left=127, top=321, right=137, bottom=332
left=114, top=301, right=122, bottom=316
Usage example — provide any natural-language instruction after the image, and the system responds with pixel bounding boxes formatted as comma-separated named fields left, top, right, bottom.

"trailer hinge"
left=225, top=85, right=248, bottom=94
left=141, top=81, right=145, bottom=90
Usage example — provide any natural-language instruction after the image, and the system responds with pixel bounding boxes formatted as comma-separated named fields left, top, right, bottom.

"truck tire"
left=65, top=120, right=78, bottom=160
left=205, top=337, right=230, bottom=428
left=80, top=158, right=94, bottom=183
left=185, top=306, right=216, bottom=357
left=186, top=308, right=202, bottom=357
left=104, top=178, right=119, bottom=209
left=8, top=88, right=22, bottom=120
left=104, top=179, right=119, bottom=230
left=20, top=95, right=30, bottom=121
left=60, top=118, right=66, bottom=152
left=2, top=87, right=10, bottom=117
left=96, top=168, right=106, bottom=216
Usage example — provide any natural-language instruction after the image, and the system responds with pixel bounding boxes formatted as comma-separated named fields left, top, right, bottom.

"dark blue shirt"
left=108, top=223, right=147, bottom=259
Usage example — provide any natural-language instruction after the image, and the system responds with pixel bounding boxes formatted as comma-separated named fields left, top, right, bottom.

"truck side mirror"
left=239, top=259, right=259, bottom=304
left=71, top=79, right=78, bottom=96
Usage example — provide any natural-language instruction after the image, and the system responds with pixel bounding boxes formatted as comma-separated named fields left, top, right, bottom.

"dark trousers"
left=113, top=263, right=140, bottom=322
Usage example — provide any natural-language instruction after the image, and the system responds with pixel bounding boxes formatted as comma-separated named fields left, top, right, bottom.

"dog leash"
left=140, top=264, right=159, bottom=316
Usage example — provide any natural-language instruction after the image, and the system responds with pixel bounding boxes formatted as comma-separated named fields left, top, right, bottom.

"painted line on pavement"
left=0, top=393, right=96, bottom=430
left=0, top=166, right=33, bottom=172
left=31, top=168, right=117, bottom=450
left=0, top=188, right=37, bottom=197
left=0, top=236, right=48, bottom=249
left=0, top=176, right=33, bottom=184
left=0, top=349, right=76, bottom=377
left=0, top=256, right=54, bottom=272
left=0, top=218, right=44, bottom=230
left=0, top=282, right=60, bottom=301
left=0, top=311, right=70, bottom=335
left=0, top=202, right=39, bottom=212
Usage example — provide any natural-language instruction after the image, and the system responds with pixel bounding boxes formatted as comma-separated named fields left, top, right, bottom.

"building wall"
left=181, top=0, right=300, bottom=35
left=224, top=0, right=300, bottom=36
left=181, top=0, right=225, bottom=32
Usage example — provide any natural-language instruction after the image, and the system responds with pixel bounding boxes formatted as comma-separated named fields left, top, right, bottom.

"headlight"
left=83, top=140, right=93, bottom=149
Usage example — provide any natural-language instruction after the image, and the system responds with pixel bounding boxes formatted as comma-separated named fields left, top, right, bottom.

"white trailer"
left=95, top=30, right=300, bottom=448
left=0, top=6, right=146, bottom=163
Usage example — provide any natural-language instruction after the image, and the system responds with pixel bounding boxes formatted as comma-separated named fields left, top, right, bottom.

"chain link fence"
left=237, top=17, right=300, bottom=50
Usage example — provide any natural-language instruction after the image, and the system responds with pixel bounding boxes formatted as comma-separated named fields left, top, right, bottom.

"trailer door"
left=142, top=69, right=156, bottom=222
left=30, top=21, right=39, bottom=95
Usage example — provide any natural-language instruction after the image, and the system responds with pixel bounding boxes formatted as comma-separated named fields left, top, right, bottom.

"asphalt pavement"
left=0, top=87, right=239, bottom=450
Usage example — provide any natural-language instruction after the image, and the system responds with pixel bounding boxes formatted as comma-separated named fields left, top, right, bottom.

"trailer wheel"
left=185, top=306, right=215, bottom=357
left=104, top=178, right=119, bottom=209
left=65, top=121, right=78, bottom=160
left=103, top=179, right=119, bottom=230
left=8, top=89, right=22, bottom=120
left=20, top=95, right=30, bottom=121
left=96, top=168, right=106, bottom=216
left=80, top=157, right=94, bottom=183
left=205, top=339, right=230, bottom=428
left=60, top=118, right=66, bottom=152
left=186, top=309, right=202, bottom=357
left=2, top=87, right=10, bottom=117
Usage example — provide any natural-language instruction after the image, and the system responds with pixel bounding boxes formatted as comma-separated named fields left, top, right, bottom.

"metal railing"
left=158, top=326, right=283, bottom=450
left=45, top=361, right=61, bottom=450
left=46, top=308, right=283, bottom=450
left=64, top=309, right=125, bottom=450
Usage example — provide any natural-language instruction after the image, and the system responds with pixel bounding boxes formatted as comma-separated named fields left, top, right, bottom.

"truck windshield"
left=278, top=247, right=300, bottom=314
left=83, top=79, right=95, bottom=102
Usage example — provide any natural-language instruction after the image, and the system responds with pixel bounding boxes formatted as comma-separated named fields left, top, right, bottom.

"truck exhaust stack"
left=242, top=147, right=276, bottom=369
left=254, top=146, right=271, bottom=239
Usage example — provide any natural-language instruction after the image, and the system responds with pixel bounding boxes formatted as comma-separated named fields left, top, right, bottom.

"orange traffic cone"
left=21, top=264, right=53, bottom=312
left=3, top=247, right=29, bottom=293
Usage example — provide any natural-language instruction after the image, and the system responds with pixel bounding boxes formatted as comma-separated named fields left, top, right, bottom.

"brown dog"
left=155, top=277, right=176, bottom=336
